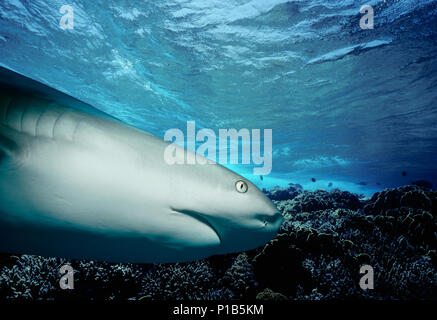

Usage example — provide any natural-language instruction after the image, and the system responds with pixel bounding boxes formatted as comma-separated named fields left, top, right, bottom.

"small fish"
left=311, top=178, right=316, bottom=182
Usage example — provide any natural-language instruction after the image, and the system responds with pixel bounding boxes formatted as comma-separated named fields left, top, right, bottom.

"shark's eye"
left=235, top=180, right=248, bottom=193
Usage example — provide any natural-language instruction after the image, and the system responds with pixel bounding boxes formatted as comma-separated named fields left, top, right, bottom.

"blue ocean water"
left=0, top=0, right=436, bottom=195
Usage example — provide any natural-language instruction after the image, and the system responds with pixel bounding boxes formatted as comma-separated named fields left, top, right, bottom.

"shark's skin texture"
left=0, top=67, right=282, bottom=263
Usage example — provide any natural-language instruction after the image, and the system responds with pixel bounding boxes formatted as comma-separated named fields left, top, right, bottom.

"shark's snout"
left=255, top=194, right=283, bottom=229
left=262, top=210, right=283, bottom=230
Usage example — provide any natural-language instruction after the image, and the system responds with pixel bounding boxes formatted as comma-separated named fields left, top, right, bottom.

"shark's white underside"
left=0, top=66, right=282, bottom=263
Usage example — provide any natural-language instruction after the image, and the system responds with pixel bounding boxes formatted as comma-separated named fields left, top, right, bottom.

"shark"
left=0, top=66, right=282, bottom=263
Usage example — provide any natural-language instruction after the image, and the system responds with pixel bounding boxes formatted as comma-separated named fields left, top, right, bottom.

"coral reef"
left=262, top=183, right=303, bottom=201
left=0, top=255, right=65, bottom=300
left=412, top=180, right=433, bottom=190
left=0, top=184, right=435, bottom=300
left=275, top=188, right=363, bottom=219
left=256, top=288, right=288, bottom=301
left=138, top=260, right=218, bottom=300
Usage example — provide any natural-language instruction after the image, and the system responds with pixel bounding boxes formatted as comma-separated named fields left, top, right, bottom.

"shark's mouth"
left=171, top=208, right=222, bottom=245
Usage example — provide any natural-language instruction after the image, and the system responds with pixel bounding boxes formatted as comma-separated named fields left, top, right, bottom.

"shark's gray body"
left=0, top=66, right=282, bottom=263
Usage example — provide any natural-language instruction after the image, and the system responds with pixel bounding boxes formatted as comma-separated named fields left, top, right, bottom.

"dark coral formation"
left=262, top=183, right=303, bottom=201
left=0, top=185, right=435, bottom=300
left=411, top=180, right=433, bottom=190
left=274, top=188, right=362, bottom=219
left=256, top=288, right=288, bottom=300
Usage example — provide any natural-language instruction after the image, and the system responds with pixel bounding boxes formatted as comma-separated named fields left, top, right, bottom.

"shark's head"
left=168, top=159, right=282, bottom=256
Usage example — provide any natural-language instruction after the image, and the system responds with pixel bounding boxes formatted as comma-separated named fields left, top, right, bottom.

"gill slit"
left=52, top=110, right=66, bottom=139
left=3, top=97, right=14, bottom=126
left=34, top=109, right=45, bottom=137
